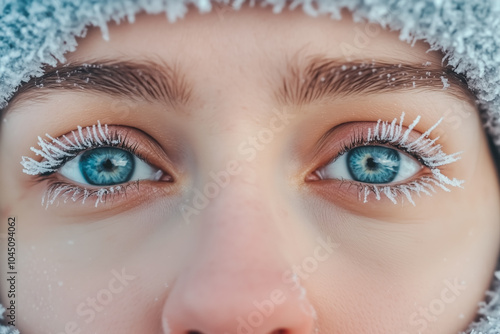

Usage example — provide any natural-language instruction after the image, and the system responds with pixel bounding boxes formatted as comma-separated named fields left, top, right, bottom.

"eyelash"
left=23, top=121, right=128, bottom=175
left=316, top=112, right=464, bottom=205
left=22, top=113, right=463, bottom=209
left=21, top=121, right=165, bottom=208
left=41, top=180, right=142, bottom=209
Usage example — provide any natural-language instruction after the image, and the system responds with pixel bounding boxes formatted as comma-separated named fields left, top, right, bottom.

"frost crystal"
left=441, top=76, right=450, bottom=89
left=362, top=112, right=464, bottom=205
left=21, top=121, right=120, bottom=176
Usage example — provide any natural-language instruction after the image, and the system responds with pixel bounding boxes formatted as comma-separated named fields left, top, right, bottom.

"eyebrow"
left=3, top=59, right=192, bottom=113
left=3, top=56, right=474, bottom=116
left=275, top=56, right=474, bottom=106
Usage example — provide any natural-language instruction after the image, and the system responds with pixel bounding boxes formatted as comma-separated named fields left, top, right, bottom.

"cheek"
left=13, top=256, right=153, bottom=334
left=3, top=201, right=184, bottom=333
left=312, top=272, right=473, bottom=333
left=310, top=271, right=417, bottom=332
left=302, top=220, right=473, bottom=334
left=296, top=179, right=499, bottom=333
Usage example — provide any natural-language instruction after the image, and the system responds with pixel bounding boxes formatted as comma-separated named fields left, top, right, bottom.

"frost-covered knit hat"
left=2, top=1, right=500, bottom=333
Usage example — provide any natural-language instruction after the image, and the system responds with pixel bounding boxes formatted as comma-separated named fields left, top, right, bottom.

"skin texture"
left=1, top=4, right=500, bottom=334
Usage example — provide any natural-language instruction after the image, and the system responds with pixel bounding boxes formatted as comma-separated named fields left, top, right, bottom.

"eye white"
left=58, top=151, right=162, bottom=185
left=316, top=147, right=422, bottom=183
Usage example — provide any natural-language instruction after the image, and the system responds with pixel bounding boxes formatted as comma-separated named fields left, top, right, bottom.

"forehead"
left=69, top=6, right=440, bottom=71
left=8, top=6, right=466, bottom=127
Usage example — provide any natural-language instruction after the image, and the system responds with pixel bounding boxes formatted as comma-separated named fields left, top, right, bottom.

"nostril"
left=187, top=331, right=203, bottom=334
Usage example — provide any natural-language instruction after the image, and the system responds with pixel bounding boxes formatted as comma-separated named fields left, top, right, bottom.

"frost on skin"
left=361, top=112, right=464, bottom=205
left=20, top=121, right=120, bottom=176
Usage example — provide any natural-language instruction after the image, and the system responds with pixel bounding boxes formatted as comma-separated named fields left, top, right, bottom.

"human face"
left=1, top=4, right=499, bottom=334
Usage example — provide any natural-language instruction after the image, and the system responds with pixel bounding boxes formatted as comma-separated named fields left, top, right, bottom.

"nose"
left=161, top=178, right=316, bottom=334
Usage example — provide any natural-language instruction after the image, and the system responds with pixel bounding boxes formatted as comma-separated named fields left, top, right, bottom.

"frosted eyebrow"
left=3, top=57, right=473, bottom=118
left=3, top=59, right=193, bottom=114
left=276, top=56, right=474, bottom=106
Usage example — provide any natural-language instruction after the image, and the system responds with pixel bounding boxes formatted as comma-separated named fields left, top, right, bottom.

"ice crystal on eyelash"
left=361, top=112, right=464, bottom=205
left=441, top=76, right=450, bottom=90
left=21, top=121, right=121, bottom=175
left=41, top=183, right=125, bottom=208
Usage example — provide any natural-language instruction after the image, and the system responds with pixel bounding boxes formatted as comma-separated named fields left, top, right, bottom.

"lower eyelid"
left=39, top=177, right=177, bottom=214
left=305, top=172, right=436, bottom=213
left=39, top=157, right=176, bottom=210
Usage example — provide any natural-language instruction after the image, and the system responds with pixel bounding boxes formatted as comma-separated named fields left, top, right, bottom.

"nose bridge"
left=202, top=172, right=276, bottom=235
left=183, top=159, right=280, bottom=236
left=162, top=178, right=316, bottom=333
left=190, top=175, right=287, bottom=281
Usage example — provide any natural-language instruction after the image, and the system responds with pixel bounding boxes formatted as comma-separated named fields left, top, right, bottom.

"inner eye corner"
left=304, top=169, right=321, bottom=182
left=159, top=173, right=174, bottom=183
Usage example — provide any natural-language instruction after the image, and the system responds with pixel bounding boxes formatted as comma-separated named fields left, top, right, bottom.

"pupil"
left=366, top=157, right=377, bottom=170
left=101, top=159, right=115, bottom=171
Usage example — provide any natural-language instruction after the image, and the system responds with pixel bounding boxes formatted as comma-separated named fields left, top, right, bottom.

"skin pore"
left=1, top=4, right=500, bottom=334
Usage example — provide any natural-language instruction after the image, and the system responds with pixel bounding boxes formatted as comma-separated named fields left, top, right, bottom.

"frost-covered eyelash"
left=20, top=121, right=121, bottom=176
left=350, top=112, right=464, bottom=205
left=20, top=121, right=134, bottom=208
left=41, top=181, right=142, bottom=209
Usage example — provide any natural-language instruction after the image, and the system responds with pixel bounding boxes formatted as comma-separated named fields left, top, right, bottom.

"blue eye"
left=79, top=148, right=134, bottom=185
left=347, top=146, right=399, bottom=183
left=59, top=147, right=162, bottom=186
left=317, top=145, right=421, bottom=184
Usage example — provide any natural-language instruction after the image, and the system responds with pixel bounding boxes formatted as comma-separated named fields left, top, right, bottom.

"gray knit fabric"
left=1, top=0, right=500, bottom=333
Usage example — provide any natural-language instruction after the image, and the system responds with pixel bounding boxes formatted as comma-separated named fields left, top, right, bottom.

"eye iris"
left=346, top=146, right=400, bottom=184
left=79, top=147, right=135, bottom=186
